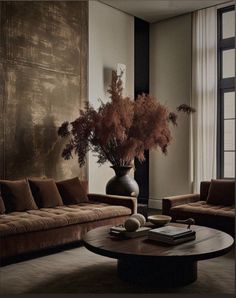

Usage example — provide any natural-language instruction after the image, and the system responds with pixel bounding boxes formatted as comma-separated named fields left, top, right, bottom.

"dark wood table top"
left=83, top=223, right=234, bottom=261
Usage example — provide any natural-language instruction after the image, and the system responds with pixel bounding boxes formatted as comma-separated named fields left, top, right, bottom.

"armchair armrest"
left=87, top=193, right=137, bottom=214
left=162, top=193, right=200, bottom=215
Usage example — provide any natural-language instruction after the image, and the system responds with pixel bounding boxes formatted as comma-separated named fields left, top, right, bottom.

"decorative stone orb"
left=131, top=213, right=146, bottom=227
left=124, top=217, right=140, bottom=232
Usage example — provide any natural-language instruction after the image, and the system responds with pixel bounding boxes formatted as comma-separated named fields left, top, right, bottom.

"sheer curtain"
left=191, top=7, right=217, bottom=193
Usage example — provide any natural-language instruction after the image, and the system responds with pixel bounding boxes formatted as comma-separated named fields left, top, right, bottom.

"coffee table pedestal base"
left=117, top=258, right=197, bottom=287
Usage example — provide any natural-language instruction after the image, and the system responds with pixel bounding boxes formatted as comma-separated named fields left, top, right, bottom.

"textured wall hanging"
left=0, top=1, right=88, bottom=180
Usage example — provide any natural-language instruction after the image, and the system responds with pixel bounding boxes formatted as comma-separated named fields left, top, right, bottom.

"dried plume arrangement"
left=58, top=71, right=195, bottom=167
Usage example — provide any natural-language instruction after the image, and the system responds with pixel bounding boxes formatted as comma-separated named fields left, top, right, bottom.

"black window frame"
left=217, top=5, right=235, bottom=179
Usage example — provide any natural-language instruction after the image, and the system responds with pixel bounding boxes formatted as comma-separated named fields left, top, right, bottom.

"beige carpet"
left=0, top=245, right=235, bottom=294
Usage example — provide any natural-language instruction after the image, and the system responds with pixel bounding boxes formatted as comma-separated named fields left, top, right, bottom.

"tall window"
left=217, top=5, right=235, bottom=178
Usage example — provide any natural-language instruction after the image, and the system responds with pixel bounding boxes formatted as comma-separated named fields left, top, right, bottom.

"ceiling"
left=100, top=0, right=233, bottom=23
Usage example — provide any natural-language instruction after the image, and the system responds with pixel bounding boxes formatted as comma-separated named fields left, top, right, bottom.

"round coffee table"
left=83, top=224, right=234, bottom=287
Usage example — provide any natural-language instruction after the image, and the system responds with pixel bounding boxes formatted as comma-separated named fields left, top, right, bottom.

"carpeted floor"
left=0, top=245, right=235, bottom=294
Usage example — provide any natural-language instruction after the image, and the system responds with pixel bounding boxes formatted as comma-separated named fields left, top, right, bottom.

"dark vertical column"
left=134, top=18, right=149, bottom=204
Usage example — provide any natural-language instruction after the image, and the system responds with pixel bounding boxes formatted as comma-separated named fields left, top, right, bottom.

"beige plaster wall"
left=149, top=14, right=192, bottom=209
left=88, top=0, right=134, bottom=193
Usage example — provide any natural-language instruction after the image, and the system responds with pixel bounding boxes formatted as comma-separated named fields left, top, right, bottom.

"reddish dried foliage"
left=58, top=71, right=195, bottom=167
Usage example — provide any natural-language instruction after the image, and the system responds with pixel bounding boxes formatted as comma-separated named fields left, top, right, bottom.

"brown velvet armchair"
left=162, top=180, right=235, bottom=236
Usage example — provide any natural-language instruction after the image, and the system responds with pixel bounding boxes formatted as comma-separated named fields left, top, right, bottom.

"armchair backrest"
left=200, top=181, right=211, bottom=201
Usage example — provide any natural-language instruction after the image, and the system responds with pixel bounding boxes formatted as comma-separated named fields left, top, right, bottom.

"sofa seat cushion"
left=0, top=202, right=131, bottom=237
left=170, top=201, right=235, bottom=218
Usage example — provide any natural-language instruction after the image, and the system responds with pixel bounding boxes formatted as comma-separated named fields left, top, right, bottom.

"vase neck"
left=111, top=166, right=132, bottom=177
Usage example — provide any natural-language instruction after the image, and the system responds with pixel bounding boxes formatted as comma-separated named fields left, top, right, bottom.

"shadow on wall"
left=103, top=67, right=113, bottom=97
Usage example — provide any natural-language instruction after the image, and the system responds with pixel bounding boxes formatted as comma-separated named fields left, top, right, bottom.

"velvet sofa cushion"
left=169, top=201, right=235, bottom=235
left=28, top=178, right=63, bottom=208
left=56, top=177, right=89, bottom=204
left=0, top=196, right=6, bottom=214
left=0, top=214, right=130, bottom=260
left=0, top=203, right=131, bottom=237
left=206, top=179, right=235, bottom=206
left=0, top=179, right=38, bottom=213
left=170, top=201, right=235, bottom=218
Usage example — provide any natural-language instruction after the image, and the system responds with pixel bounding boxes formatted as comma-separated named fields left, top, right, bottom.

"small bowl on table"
left=147, top=215, right=172, bottom=227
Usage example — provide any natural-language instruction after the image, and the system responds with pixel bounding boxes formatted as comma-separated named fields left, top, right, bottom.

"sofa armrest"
left=162, top=194, right=200, bottom=215
left=87, top=193, right=137, bottom=214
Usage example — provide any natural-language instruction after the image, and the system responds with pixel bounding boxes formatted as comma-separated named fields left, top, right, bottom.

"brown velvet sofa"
left=162, top=180, right=235, bottom=236
left=0, top=178, right=137, bottom=262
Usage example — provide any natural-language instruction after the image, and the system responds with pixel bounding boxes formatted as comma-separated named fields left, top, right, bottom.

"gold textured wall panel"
left=0, top=1, right=88, bottom=180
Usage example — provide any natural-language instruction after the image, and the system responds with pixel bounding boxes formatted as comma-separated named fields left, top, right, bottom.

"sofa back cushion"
left=0, top=179, right=38, bottom=212
left=206, top=179, right=235, bottom=206
left=80, top=180, right=88, bottom=195
left=56, top=177, right=89, bottom=204
left=28, top=178, right=63, bottom=208
left=0, top=195, right=6, bottom=214
left=200, top=181, right=211, bottom=201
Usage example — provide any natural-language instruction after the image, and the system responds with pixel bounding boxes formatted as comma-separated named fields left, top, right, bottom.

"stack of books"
left=148, top=225, right=196, bottom=245
left=109, top=226, right=151, bottom=238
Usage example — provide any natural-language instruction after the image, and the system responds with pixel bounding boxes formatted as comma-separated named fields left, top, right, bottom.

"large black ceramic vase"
left=106, top=165, right=139, bottom=197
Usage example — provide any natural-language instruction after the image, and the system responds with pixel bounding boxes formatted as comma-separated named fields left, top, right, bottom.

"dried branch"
left=177, top=104, right=196, bottom=114
left=58, top=71, right=196, bottom=167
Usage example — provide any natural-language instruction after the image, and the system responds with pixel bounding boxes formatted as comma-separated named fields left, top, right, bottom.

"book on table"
left=109, top=226, right=151, bottom=238
left=148, top=225, right=196, bottom=245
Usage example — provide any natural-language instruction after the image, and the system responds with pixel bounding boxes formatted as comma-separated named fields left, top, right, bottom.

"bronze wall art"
left=0, top=1, right=88, bottom=180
